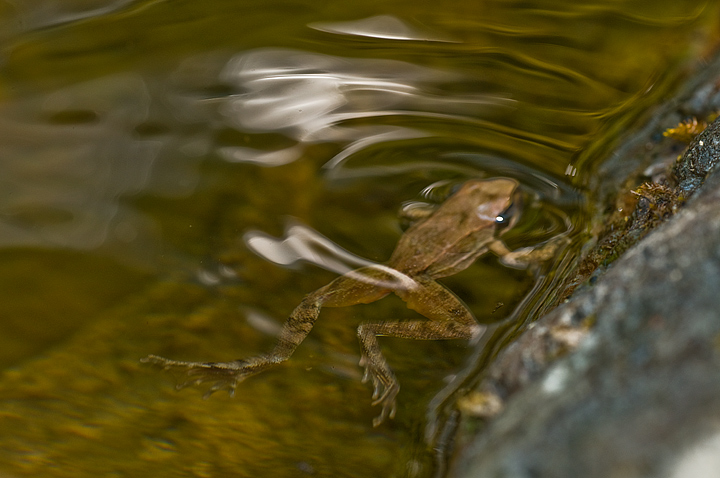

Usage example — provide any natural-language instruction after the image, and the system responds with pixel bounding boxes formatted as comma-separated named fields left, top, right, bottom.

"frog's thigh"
left=318, top=269, right=392, bottom=308
left=359, top=279, right=481, bottom=342
left=269, top=270, right=391, bottom=363
left=391, top=277, right=480, bottom=338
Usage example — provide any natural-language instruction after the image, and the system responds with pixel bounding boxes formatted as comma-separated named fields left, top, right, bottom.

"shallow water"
left=0, top=0, right=718, bottom=477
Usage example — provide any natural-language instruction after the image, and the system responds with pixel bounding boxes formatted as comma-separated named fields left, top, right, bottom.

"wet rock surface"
left=676, top=117, right=720, bottom=195
left=452, top=57, right=720, bottom=478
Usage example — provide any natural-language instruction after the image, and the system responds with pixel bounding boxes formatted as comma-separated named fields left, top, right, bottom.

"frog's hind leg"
left=143, top=269, right=391, bottom=400
left=141, top=353, right=273, bottom=398
left=358, top=277, right=485, bottom=426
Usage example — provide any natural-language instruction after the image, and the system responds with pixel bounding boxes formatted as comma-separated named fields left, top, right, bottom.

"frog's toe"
left=370, top=382, right=394, bottom=406
left=372, top=392, right=398, bottom=427
left=181, top=362, right=252, bottom=395
left=198, top=377, right=239, bottom=399
left=365, top=373, right=399, bottom=425
left=143, top=355, right=253, bottom=398
left=358, top=354, right=400, bottom=424
left=359, top=357, right=376, bottom=387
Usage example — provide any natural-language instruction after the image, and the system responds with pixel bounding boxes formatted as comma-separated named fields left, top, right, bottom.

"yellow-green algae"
left=0, top=281, right=397, bottom=477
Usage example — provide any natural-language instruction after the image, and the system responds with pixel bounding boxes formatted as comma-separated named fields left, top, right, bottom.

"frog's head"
left=459, top=178, right=521, bottom=230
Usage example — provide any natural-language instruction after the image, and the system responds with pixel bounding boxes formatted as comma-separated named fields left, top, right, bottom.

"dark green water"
left=0, top=0, right=718, bottom=477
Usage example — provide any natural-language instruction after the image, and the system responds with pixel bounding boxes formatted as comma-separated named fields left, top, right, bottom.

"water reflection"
left=0, top=74, right=159, bottom=251
left=309, top=15, right=458, bottom=42
left=6, top=0, right=138, bottom=32
left=214, top=48, right=514, bottom=169
left=245, top=219, right=418, bottom=291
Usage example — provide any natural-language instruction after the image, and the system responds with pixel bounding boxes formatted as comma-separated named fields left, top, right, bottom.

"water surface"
left=0, top=0, right=718, bottom=477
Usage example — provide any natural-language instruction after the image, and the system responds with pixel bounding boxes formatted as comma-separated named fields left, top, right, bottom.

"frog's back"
left=388, top=179, right=517, bottom=277
left=389, top=217, right=479, bottom=276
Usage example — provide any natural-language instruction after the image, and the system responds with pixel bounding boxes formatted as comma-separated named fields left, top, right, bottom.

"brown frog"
left=144, top=178, right=533, bottom=426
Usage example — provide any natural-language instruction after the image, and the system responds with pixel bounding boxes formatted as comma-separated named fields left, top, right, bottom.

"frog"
left=144, top=178, right=535, bottom=426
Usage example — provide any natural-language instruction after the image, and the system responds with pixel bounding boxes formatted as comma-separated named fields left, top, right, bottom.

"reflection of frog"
left=145, top=178, right=535, bottom=426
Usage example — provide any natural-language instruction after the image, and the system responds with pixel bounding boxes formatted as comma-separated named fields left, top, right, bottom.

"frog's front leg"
left=358, top=276, right=485, bottom=426
left=488, top=235, right=570, bottom=269
left=143, top=269, right=391, bottom=400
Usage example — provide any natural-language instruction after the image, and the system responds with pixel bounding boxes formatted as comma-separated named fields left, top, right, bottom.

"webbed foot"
left=359, top=354, right=399, bottom=427
left=141, top=354, right=269, bottom=398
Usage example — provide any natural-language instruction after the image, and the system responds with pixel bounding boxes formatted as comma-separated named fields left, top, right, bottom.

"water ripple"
left=213, top=48, right=515, bottom=171
left=244, top=220, right=419, bottom=291
left=309, top=15, right=458, bottom=42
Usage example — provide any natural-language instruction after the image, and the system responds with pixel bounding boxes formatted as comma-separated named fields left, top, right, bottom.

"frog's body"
left=145, top=178, right=523, bottom=426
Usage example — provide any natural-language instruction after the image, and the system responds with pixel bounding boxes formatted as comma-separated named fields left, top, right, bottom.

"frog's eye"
left=494, top=214, right=512, bottom=227
left=495, top=202, right=518, bottom=227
